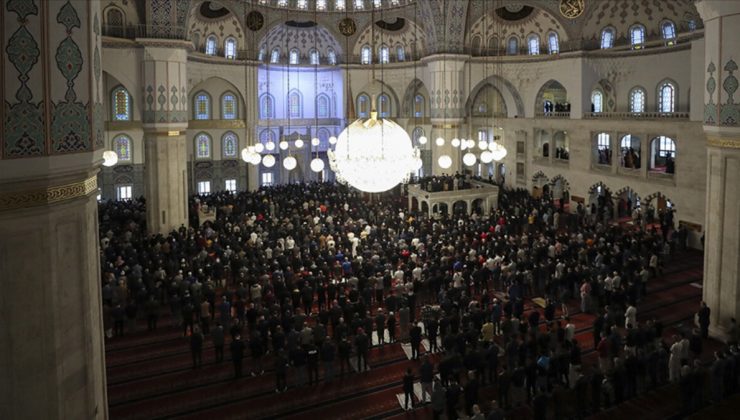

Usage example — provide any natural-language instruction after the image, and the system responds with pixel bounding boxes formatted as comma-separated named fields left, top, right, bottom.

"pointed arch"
left=402, top=79, right=430, bottom=118
left=466, top=75, right=524, bottom=118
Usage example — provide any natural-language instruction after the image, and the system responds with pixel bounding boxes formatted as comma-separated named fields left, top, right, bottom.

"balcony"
left=535, top=112, right=570, bottom=119
left=103, top=24, right=188, bottom=41
left=584, top=111, right=689, bottom=120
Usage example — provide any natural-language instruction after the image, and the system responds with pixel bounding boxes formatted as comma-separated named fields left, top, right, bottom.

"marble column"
left=140, top=43, right=190, bottom=234
left=696, top=1, right=740, bottom=338
left=0, top=1, right=107, bottom=418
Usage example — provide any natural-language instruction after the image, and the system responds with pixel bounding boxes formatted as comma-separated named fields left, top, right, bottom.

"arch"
left=309, top=48, right=320, bottom=65
left=465, top=76, right=524, bottom=118
left=317, top=127, right=331, bottom=144
left=259, top=128, right=276, bottom=143
left=287, top=89, right=303, bottom=118
left=471, top=36, right=482, bottom=54
left=553, top=131, right=569, bottom=160
left=432, top=202, right=449, bottom=216
left=194, top=132, right=212, bottom=159
left=657, top=79, right=678, bottom=113
left=104, top=6, right=126, bottom=37
left=356, top=80, right=401, bottom=117
left=593, top=79, right=616, bottom=112
left=549, top=175, right=570, bottom=202
left=547, top=31, right=559, bottom=54
left=220, top=91, right=238, bottom=119
left=327, top=48, right=337, bottom=65
left=222, top=132, right=238, bottom=159
left=471, top=84, right=508, bottom=117
left=507, top=36, right=519, bottom=55
left=259, top=93, right=275, bottom=119
left=619, top=134, right=642, bottom=169
left=421, top=201, right=429, bottom=213
left=361, top=45, right=372, bottom=64
left=193, top=91, right=211, bottom=120
left=591, top=89, right=604, bottom=113
left=600, top=26, right=615, bottom=49
left=378, top=44, right=390, bottom=64
left=289, top=48, right=300, bottom=64
left=396, top=44, right=405, bottom=62
left=356, top=93, right=371, bottom=118
left=412, top=127, right=425, bottom=145
left=316, top=94, right=331, bottom=118
left=377, top=93, right=392, bottom=117
left=452, top=200, right=468, bottom=215
left=111, top=85, right=131, bottom=121
left=629, top=23, right=646, bottom=49
left=594, top=132, right=612, bottom=165
left=661, top=20, right=677, bottom=42
left=613, top=186, right=641, bottom=218
left=629, top=86, right=647, bottom=113
left=531, top=170, right=549, bottom=184
left=402, top=79, right=430, bottom=118
left=487, top=36, right=499, bottom=55
left=205, top=34, right=218, bottom=55
left=649, top=136, right=676, bottom=173
left=270, top=47, right=281, bottom=63
left=643, top=192, right=675, bottom=212
left=527, top=33, right=540, bottom=55
left=534, top=80, right=568, bottom=115
left=224, top=37, right=237, bottom=59
left=471, top=198, right=486, bottom=215
left=112, top=134, right=132, bottom=162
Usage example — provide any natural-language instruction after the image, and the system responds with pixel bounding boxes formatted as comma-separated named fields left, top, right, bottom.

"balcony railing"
left=103, top=24, right=188, bottom=40
left=584, top=111, right=690, bottom=120
left=535, top=112, right=571, bottom=118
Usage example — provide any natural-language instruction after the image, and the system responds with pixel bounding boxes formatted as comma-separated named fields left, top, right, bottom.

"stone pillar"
left=140, top=43, right=190, bottom=234
left=0, top=1, right=107, bottom=418
left=244, top=64, right=259, bottom=190
left=696, top=1, right=740, bottom=337
left=425, top=55, right=468, bottom=175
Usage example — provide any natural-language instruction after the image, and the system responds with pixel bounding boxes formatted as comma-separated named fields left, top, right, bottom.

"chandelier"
left=328, top=112, right=419, bottom=193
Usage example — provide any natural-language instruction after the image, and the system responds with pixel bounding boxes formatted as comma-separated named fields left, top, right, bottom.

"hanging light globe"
left=328, top=136, right=337, bottom=145
left=478, top=140, right=488, bottom=150
left=310, top=158, right=325, bottom=172
left=250, top=152, right=262, bottom=165
left=463, top=152, right=477, bottom=166
left=438, top=154, right=452, bottom=169
left=311, top=137, right=320, bottom=146
left=412, top=156, right=423, bottom=170
left=417, top=135, right=428, bottom=145
left=102, top=150, right=119, bottom=167
left=295, top=139, right=304, bottom=149
left=460, top=140, right=468, bottom=151
left=489, top=141, right=508, bottom=161
left=328, top=113, right=419, bottom=193
left=254, top=143, right=265, bottom=153
left=435, top=137, right=445, bottom=147
left=262, top=154, right=276, bottom=167
left=451, top=138, right=461, bottom=147
left=467, top=139, right=476, bottom=149
left=241, top=148, right=251, bottom=162
left=279, top=141, right=289, bottom=150
left=265, top=141, right=276, bottom=151
left=283, top=156, right=297, bottom=170
left=480, top=150, right=494, bottom=163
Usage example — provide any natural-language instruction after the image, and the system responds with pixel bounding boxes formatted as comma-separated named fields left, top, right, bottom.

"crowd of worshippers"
left=97, top=182, right=740, bottom=418
left=544, top=102, right=571, bottom=113
left=416, top=174, right=473, bottom=192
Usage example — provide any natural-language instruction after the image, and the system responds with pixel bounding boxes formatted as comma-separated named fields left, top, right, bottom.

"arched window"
left=591, top=90, right=603, bottom=113
left=205, top=35, right=218, bottom=55
left=548, top=32, right=559, bottom=54
left=111, top=86, right=131, bottom=121
left=414, top=94, right=425, bottom=118
left=224, top=37, right=237, bottom=59
left=373, top=0, right=381, bottom=8
left=193, top=92, right=210, bottom=120
left=527, top=34, right=540, bottom=55
left=297, top=0, right=308, bottom=9
left=507, top=36, right=519, bottom=55
left=620, top=134, right=641, bottom=169
left=357, top=94, right=370, bottom=118
left=309, top=49, right=320, bottom=65
left=600, top=27, right=615, bottom=49
left=379, top=45, right=390, bottom=63
left=596, top=133, right=610, bottom=165
left=412, top=127, right=425, bottom=144
left=105, top=7, right=125, bottom=37
left=195, top=133, right=212, bottom=159
left=288, top=90, right=302, bottom=118
left=222, top=132, right=238, bottom=158
left=317, top=0, right=327, bottom=10
left=658, top=81, right=676, bottom=113
left=221, top=93, right=237, bottom=120
left=289, top=49, right=300, bottom=64
left=257, top=46, right=266, bottom=61
left=688, top=19, right=697, bottom=32
left=260, top=94, right=274, bottom=119
left=629, top=87, right=646, bottom=113
left=316, top=94, right=330, bottom=118
left=378, top=94, right=391, bottom=117
left=113, top=135, right=132, bottom=161
left=335, top=0, right=346, bottom=11
left=662, top=20, right=676, bottom=41
left=630, top=24, right=646, bottom=49
left=354, top=0, right=364, bottom=10
left=396, top=45, right=405, bottom=61
left=488, top=37, right=498, bottom=53
left=650, top=136, right=676, bottom=173
left=471, top=36, right=482, bottom=54
left=260, top=129, right=275, bottom=143
left=327, top=48, right=337, bottom=65
left=361, top=45, right=372, bottom=64
left=270, top=48, right=281, bottom=63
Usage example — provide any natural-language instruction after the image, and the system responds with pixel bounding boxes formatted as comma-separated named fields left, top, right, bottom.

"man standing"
left=230, top=334, right=245, bottom=378
left=420, top=355, right=434, bottom=403
left=410, top=323, right=423, bottom=360
left=403, top=368, right=415, bottom=410
left=698, top=301, right=711, bottom=339
left=375, top=309, right=386, bottom=346
left=190, top=326, right=204, bottom=369
left=321, top=339, right=336, bottom=382
left=431, top=379, right=446, bottom=420
left=355, top=328, right=370, bottom=372
left=200, top=298, right=211, bottom=335
left=212, top=322, right=225, bottom=362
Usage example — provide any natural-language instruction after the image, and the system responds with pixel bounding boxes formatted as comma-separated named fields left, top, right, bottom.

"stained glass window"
left=379, top=45, right=390, bottom=63
left=548, top=32, right=559, bottom=54
left=397, top=45, right=405, bottom=61
left=631, top=25, right=645, bottom=48
left=327, top=48, right=337, bottom=65
left=194, top=93, right=210, bottom=120
left=112, top=87, right=131, bottom=121
left=591, top=90, right=603, bottom=113
left=528, top=35, right=540, bottom=55
left=224, top=38, right=237, bottom=59
left=507, top=36, right=519, bottom=55
left=310, top=49, right=320, bottom=65
left=630, top=88, right=646, bottom=112
left=260, top=95, right=274, bottom=119
left=113, top=135, right=132, bottom=161
left=361, top=45, right=372, bottom=64
left=601, top=27, right=614, bottom=49
left=222, top=93, right=237, bottom=119
left=658, top=81, right=676, bottom=113
left=378, top=94, right=390, bottom=117
left=289, top=91, right=301, bottom=118
left=289, top=49, right=299, bottom=64
left=414, top=94, right=424, bottom=117
left=271, top=48, right=281, bottom=63
left=222, top=132, right=238, bottom=158
left=662, top=21, right=676, bottom=40
left=317, top=95, right=330, bottom=118
left=206, top=36, right=217, bottom=55
left=196, top=133, right=211, bottom=159
left=357, top=94, right=369, bottom=118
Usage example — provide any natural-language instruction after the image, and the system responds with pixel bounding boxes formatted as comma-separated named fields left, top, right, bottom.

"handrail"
left=584, top=112, right=690, bottom=120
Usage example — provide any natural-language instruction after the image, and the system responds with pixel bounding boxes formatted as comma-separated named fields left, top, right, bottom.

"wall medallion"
left=559, top=0, right=584, bottom=19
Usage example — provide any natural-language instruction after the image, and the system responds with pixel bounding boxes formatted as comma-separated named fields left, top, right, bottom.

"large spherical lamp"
left=265, top=141, right=276, bottom=151
left=102, top=150, right=119, bottom=167
left=435, top=137, right=445, bottom=147
left=438, top=154, right=452, bottom=169
left=254, top=143, right=265, bottom=153
left=310, top=158, right=325, bottom=173
left=283, top=156, right=297, bottom=170
left=328, top=136, right=337, bottom=145
left=262, top=154, right=276, bottom=167
left=279, top=141, right=289, bottom=150
left=311, top=137, right=320, bottom=146
left=294, top=139, right=304, bottom=149
left=489, top=141, right=508, bottom=161
left=451, top=138, right=461, bottom=148
left=328, top=113, right=419, bottom=193
left=463, top=152, right=477, bottom=167
left=417, top=135, right=428, bottom=145
left=480, top=150, right=494, bottom=164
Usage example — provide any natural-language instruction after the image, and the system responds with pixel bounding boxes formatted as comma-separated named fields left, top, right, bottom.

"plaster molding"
left=188, top=120, right=247, bottom=130
left=706, top=135, right=740, bottom=149
left=0, top=175, right=98, bottom=212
